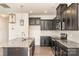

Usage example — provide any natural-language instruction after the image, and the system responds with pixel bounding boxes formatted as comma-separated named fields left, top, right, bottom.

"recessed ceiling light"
left=44, top=11, right=47, bottom=13
left=30, top=10, right=32, bottom=13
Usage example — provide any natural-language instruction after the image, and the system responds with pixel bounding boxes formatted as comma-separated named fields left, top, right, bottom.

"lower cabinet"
left=7, top=41, right=35, bottom=56
left=67, top=49, right=79, bottom=56
left=40, top=36, right=51, bottom=46
left=7, top=47, right=28, bottom=56
left=54, top=41, right=79, bottom=56
left=55, top=41, right=67, bottom=56
left=7, top=40, right=35, bottom=56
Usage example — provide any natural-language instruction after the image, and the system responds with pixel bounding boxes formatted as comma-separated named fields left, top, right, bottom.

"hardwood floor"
left=34, top=46, right=54, bottom=56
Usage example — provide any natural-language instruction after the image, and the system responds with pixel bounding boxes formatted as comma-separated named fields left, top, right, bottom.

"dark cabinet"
left=56, top=3, right=78, bottom=30
left=62, top=3, right=78, bottom=30
left=56, top=4, right=67, bottom=19
left=40, top=36, right=51, bottom=46
left=49, top=38, right=56, bottom=55
left=46, top=21, right=53, bottom=30
left=7, top=47, right=28, bottom=56
left=7, top=41, right=35, bottom=56
left=40, top=20, right=45, bottom=30
left=53, top=40, right=79, bottom=56
left=41, top=20, right=53, bottom=30
left=41, top=20, right=57, bottom=30
left=50, top=40, right=67, bottom=56
left=70, top=3, right=78, bottom=30
left=55, top=41, right=67, bottom=56
left=65, top=6, right=72, bottom=30
left=29, top=18, right=40, bottom=25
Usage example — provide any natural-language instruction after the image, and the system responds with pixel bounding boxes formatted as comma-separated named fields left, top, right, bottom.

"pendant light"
left=9, top=13, right=16, bottom=24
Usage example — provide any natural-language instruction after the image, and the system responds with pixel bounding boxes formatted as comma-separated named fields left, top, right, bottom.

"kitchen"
left=0, top=3, right=79, bottom=56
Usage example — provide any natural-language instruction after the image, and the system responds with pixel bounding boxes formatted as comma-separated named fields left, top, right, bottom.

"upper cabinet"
left=41, top=19, right=63, bottom=30
left=64, top=3, right=78, bottom=30
left=41, top=20, right=55, bottom=30
left=70, top=3, right=78, bottom=30
left=56, top=3, right=79, bottom=30
left=56, top=4, right=67, bottom=19
left=29, top=3, right=79, bottom=30
left=56, top=4, right=68, bottom=30
left=29, top=17, right=40, bottom=25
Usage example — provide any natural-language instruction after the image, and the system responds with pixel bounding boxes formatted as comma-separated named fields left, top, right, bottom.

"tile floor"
left=34, top=46, right=54, bottom=56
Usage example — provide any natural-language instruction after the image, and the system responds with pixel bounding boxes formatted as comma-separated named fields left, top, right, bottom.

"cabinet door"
left=44, top=21, right=48, bottom=30
left=47, top=21, right=53, bottom=30
left=44, top=37, right=50, bottom=46
left=44, top=21, right=53, bottom=30
left=40, top=21, right=45, bottom=30
left=71, top=3, right=78, bottom=30
left=40, top=36, right=50, bottom=46
left=41, top=20, right=53, bottom=30
left=29, top=18, right=40, bottom=25
left=65, top=3, right=78, bottom=30
left=36, top=19, right=40, bottom=25
left=52, top=20, right=57, bottom=30
left=40, top=36, right=45, bottom=46
left=65, top=6, right=72, bottom=30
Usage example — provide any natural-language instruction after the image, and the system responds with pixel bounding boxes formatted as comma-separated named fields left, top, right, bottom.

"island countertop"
left=52, top=37, right=79, bottom=48
left=0, top=38, right=35, bottom=47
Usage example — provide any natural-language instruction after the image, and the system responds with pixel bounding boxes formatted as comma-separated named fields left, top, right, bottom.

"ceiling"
left=0, top=3, right=60, bottom=15
left=0, top=3, right=72, bottom=15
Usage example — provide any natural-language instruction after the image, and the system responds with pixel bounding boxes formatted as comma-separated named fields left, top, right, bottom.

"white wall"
left=29, top=25, right=40, bottom=45
left=0, top=16, right=8, bottom=56
left=9, top=13, right=29, bottom=40
left=0, top=16, right=8, bottom=42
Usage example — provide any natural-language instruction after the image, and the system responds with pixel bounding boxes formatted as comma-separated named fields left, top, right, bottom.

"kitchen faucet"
left=22, top=32, right=26, bottom=41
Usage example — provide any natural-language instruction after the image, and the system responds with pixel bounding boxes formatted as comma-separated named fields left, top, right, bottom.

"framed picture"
left=20, top=19, right=24, bottom=26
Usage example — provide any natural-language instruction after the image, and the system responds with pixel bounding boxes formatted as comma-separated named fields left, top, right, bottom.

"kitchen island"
left=0, top=38, right=35, bottom=56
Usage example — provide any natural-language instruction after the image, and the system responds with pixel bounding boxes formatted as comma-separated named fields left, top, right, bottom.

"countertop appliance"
left=60, top=33, right=67, bottom=39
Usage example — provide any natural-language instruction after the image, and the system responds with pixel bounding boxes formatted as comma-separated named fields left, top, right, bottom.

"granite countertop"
left=0, top=38, right=35, bottom=47
left=52, top=37, right=79, bottom=48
